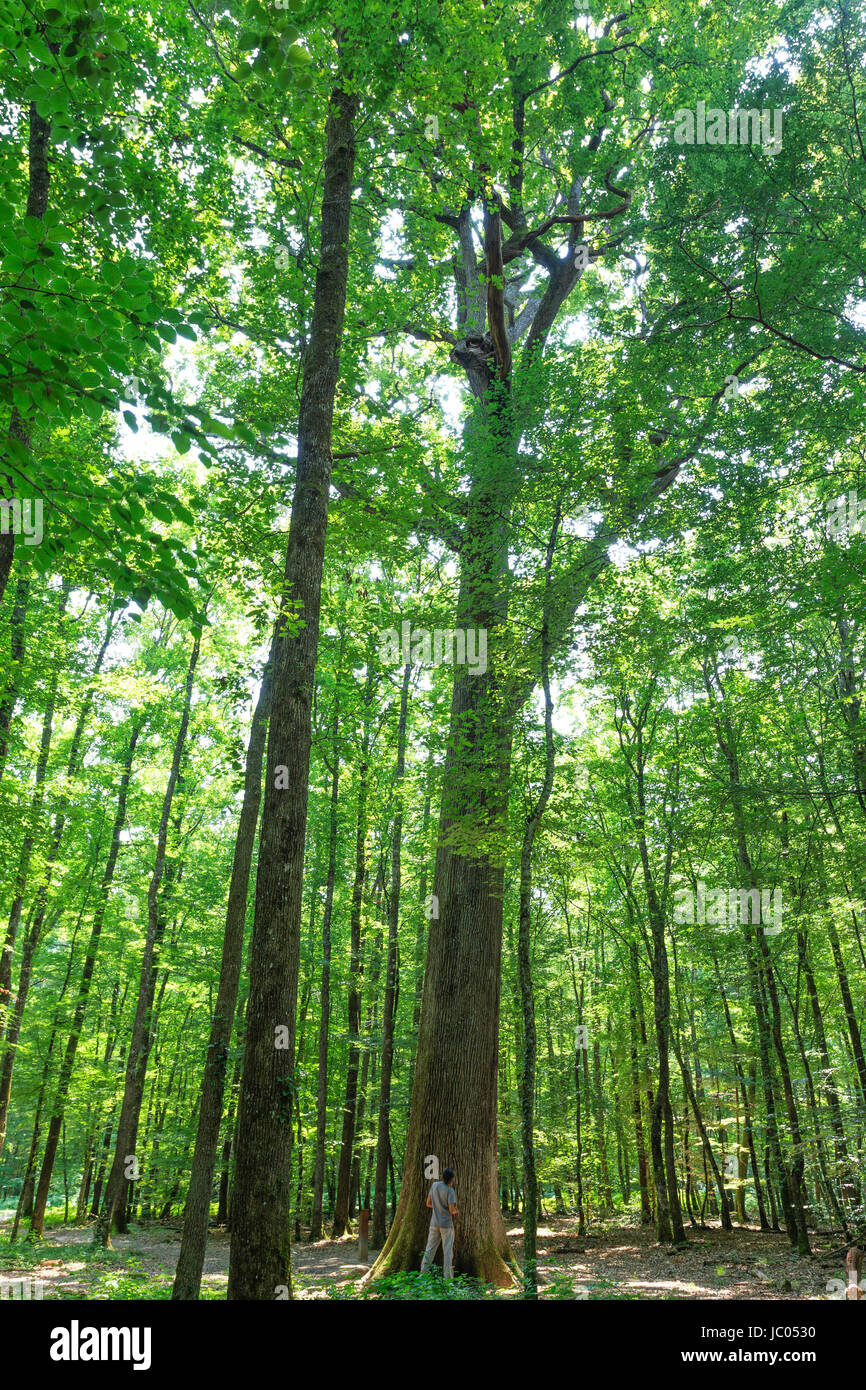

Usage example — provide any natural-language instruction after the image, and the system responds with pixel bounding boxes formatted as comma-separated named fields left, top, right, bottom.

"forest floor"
left=0, top=1209, right=850, bottom=1300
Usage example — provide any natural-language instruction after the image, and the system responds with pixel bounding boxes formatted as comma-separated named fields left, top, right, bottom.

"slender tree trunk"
left=226, top=83, right=358, bottom=1300
left=0, top=575, right=29, bottom=782
left=704, top=678, right=805, bottom=1247
left=1, top=101, right=51, bottom=605
left=28, top=719, right=143, bottom=1237
left=332, top=659, right=374, bottom=1238
left=310, top=683, right=341, bottom=1242
left=76, top=1128, right=94, bottom=1223
left=1, top=595, right=115, bottom=1154
left=592, top=1035, right=614, bottom=1214
left=216, top=1056, right=242, bottom=1227
left=94, top=634, right=200, bottom=1245
left=516, top=522, right=557, bottom=1295
left=826, top=916, right=866, bottom=1111
left=673, top=1041, right=732, bottom=1229
left=0, top=652, right=61, bottom=1051
left=372, top=662, right=411, bottom=1248
left=171, top=659, right=272, bottom=1298
left=629, top=945, right=652, bottom=1224
left=711, top=951, right=768, bottom=1228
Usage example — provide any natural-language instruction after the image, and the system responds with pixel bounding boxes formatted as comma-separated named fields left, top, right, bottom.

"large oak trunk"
left=369, top=480, right=517, bottom=1286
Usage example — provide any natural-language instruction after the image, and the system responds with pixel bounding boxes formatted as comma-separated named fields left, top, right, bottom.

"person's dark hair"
left=443, top=1167, right=455, bottom=1184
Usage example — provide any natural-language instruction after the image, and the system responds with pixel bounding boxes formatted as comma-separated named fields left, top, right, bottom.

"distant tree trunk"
left=372, top=662, right=411, bottom=1248
left=629, top=945, right=652, bottom=1224
left=89, top=1125, right=112, bottom=1219
left=407, top=788, right=432, bottom=1095
left=217, top=1057, right=242, bottom=1227
left=11, top=895, right=93, bottom=1240
left=0, top=654, right=61, bottom=1052
left=292, top=972, right=313, bottom=1241
left=592, top=1035, right=614, bottom=1214
left=172, top=659, right=272, bottom=1298
left=0, top=575, right=29, bottom=782
left=673, top=1041, right=732, bottom=1229
left=797, top=920, right=856, bottom=1214
left=76, top=1129, right=94, bottom=1223
left=1, top=594, right=115, bottom=1156
left=332, top=659, right=375, bottom=1238
left=516, top=514, right=557, bottom=1296
left=637, top=824, right=683, bottom=1240
left=310, top=658, right=343, bottom=1242
left=754, top=927, right=811, bottom=1254
left=712, top=951, right=768, bottom=1228
left=826, top=916, right=866, bottom=1111
left=28, top=719, right=144, bottom=1237
left=544, top=1004, right=566, bottom=1215
left=563, top=907, right=588, bottom=1236
left=94, top=634, right=200, bottom=1245
left=701, top=675, right=800, bottom=1245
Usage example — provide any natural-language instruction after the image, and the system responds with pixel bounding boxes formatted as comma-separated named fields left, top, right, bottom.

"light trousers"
left=420, top=1222, right=454, bottom=1279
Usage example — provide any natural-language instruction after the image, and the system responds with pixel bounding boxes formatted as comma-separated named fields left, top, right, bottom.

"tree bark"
left=1, top=102, right=51, bottom=606
left=94, top=634, right=200, bottom=1245
left=0, top=575, right=29, bottom=782
left=310, top=672, right=341, bottom=1242
left=372, top=661, right=411, bottom=1248
left=332, top=657, right=374, bottom=1238
left=171, top=659, right=272, bottom=1297
left=226, top=83, right=358, bottom=1300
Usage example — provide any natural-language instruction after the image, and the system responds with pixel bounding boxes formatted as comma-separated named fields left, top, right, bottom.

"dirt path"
left=0, top=1212, right=849, bottom=1300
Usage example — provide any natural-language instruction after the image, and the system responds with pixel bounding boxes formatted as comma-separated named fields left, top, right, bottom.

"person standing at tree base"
left=421, top=1167, right=458, bottom=1279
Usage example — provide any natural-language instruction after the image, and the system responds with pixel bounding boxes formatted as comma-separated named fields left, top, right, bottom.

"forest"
left=1, top=0, right=866, bottom=1317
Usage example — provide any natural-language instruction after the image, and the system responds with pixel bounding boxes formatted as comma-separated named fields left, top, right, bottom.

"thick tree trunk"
left=367, top=483, right=519, bottom=1285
